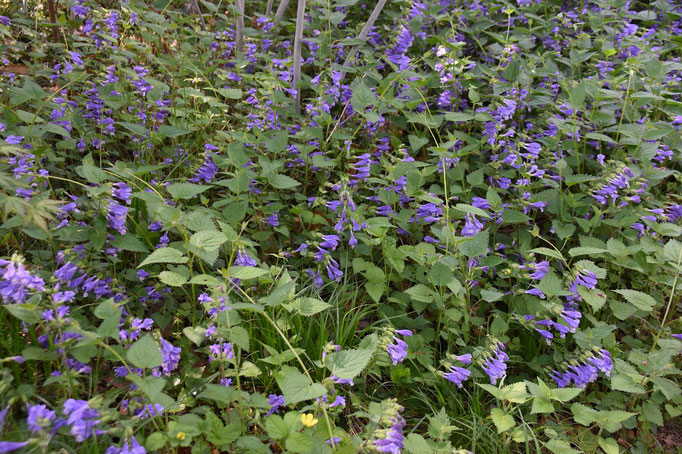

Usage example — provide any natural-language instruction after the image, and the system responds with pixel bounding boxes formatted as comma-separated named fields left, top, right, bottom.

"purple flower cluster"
left=0, top=256, right=46, bottom=304
left=386, top=329, right=412, bottom=365
left=481, top=341, right=508, bottom=385
left=549, top=349, right=613, bottom=388
left=372, top=399, right=406, bottom=454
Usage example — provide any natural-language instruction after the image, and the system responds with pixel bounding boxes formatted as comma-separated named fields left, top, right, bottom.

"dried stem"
left=341, top=0, right=387, bottom=80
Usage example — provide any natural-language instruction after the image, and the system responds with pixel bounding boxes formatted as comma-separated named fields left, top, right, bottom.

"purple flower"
left=0, top=442, right=29, bottom=452
left=27, top=404, right=56, bottom=432
left=455, top=354, right=472, bottom=365
left=374, top=411, right=406, bottom=454
left=462, top=214, right=484, bottom=237
left=62, top=399, right=102, bottom=442
left=189, top=154, right=218, bottom=184
left=481, top=342, right=508, bottom=385
left=106, top=436, right=146, bottom=454
left=331, top=375, right=354, bottom=386
left=112, top=182, right=132, bottom=203
left=152, top=338, right=181, bottom=376
left=387, top=337, right=408, bottom=365
left=0, top=258, right=46, bottom=304
left=208, top=342, right=233, bottom=362
left=444, top=366, right=471, bottom=388
left=528, top=261, right=549, bottom=280
left=235, top=250, right=257, bottom=267
left=267, top=394, right=284, bottom=416
left=325, top=258, right=343, bottom=281
left=5, top=135, right=24, bottom=145
left=106, top=200, right=128, bottom=235
left=386, top=26, right=414, bottom=70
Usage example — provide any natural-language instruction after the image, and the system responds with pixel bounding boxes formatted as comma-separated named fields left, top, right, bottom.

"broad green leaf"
left=275, top=366, right=326, bottom=405
left=326, top=344, right=377, bottom=379
left=490, top=408, right=515, bottom=433
left=158, top=270, right=188, bottom=286
left=190, top=230, right=227, bottom=252
left=138, top=247, right=188, bottom=268
left=158, top=125, right=192, bottom=137
left=112, top=234, right=149, bottom=252
left=127, top=334, right=163, bottom=369
left=267, top=174, right=300, bottom=189
left=224, top=266, right=268, bottom=280
left=351, top=82, right=376, bottom=112
left=613, top=289, right=656, bottom=311
left=291, top=297, right=330, bottom=316
left=167, top=183, right=210, bottom=200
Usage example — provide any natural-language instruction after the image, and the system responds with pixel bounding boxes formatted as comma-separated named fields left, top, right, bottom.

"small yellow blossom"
left=176, top=432, right=186, bottom=441
left=301, top=413, right=318, bottom=427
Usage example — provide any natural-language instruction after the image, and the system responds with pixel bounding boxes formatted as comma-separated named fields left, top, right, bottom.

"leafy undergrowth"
left=0, top=0, right=682, bottom=452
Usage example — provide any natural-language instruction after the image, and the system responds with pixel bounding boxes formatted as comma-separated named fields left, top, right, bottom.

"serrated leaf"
left=224, top=266, right=268, bottom=280
left=127, top=334, right=163, bottom=369
left=267, top=174, right=300, bottom=189
left=190, top=230, right=227, bottom=252
left=326, top=345, right=377, bottom=379
left=490, top=408, right=515, bottom=433
left=351, top=82, right=376, bottom=112
left=291, top=297, right=330, bottom=316
left=167, top=183, right=210, bottom=200
left=158, top=271, right=188, bottom=286
left=642, top=401, right=663, bottom=426
left=571, top=403, right=599, bottom=426
left=275, top=366, right=327, bottom=405
left=138, top=247, right=188, bottom=268
left=158, top=125, right=192, bottom=137
left=613, top=289, right=656, bottom=311
left=112, top=234, right=149, bottom=252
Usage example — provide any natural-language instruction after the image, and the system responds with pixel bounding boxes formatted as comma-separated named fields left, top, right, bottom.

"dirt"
left=656, top=418, right=682, bottom=451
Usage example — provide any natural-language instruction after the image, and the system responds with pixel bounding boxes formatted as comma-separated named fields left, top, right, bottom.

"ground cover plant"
left=0, top=0, right=681, bottom=452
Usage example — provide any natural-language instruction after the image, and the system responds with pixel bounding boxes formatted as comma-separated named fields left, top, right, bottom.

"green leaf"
left=291, top=297, right=331, bottom=316
left=265, top=130, right=288, bottom=154
left=4, top=304, right=41, bottom=323
left=598, top=438, right=620, bottom=454
left=167, top=183, right=210, bottom=200
left=528, top=247, right=565, bottom=261
left=550, top=387, right=583, bottom=402
left=138, top=247, right=188, bottom=268
left=545, top=439, right=581, bottom=454
left=490, top=408, right=515, bottom=433
left=611, top=373, right=647, bottom=394
left=351, top=82, right=376, bottom=112
left=225, top=266, right=268, bottom=280
left=127, top=334, right=163, bottom=369
left=275, top=366, right=327, bottom=405
left=501, top=209, right=531, bottom=223
left=112, top=234, right=149, bottom=252
left=190, top=230, right=227, bottom=252
left=571, top=403, right=599, bottom=426
left=218, top=88, right=243, bottom=99
left=326, top=342, right=378, bottom=379
left=531, top=396, right=554, bottom=414
left=642, top=401, right=663, bottom=426
left=480, top=288, right=505, bottom=302
left=404, top=434, right=434, bottom=454
left=613, top=289, right=656, bottom=311
left=158, top=125, right=192, bottom=138
left=158, top=270, right=188, bottom=287
left=285, top=432, right=313, bottom=454
left=265, top=415, right=291, bottom=440
left=268, top=174, right=300, bottom=189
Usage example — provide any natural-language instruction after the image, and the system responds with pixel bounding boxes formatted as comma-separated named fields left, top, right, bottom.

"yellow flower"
left=176, top=432, right=186, bottom=441
left=301, top=413, right=318, bottom=427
